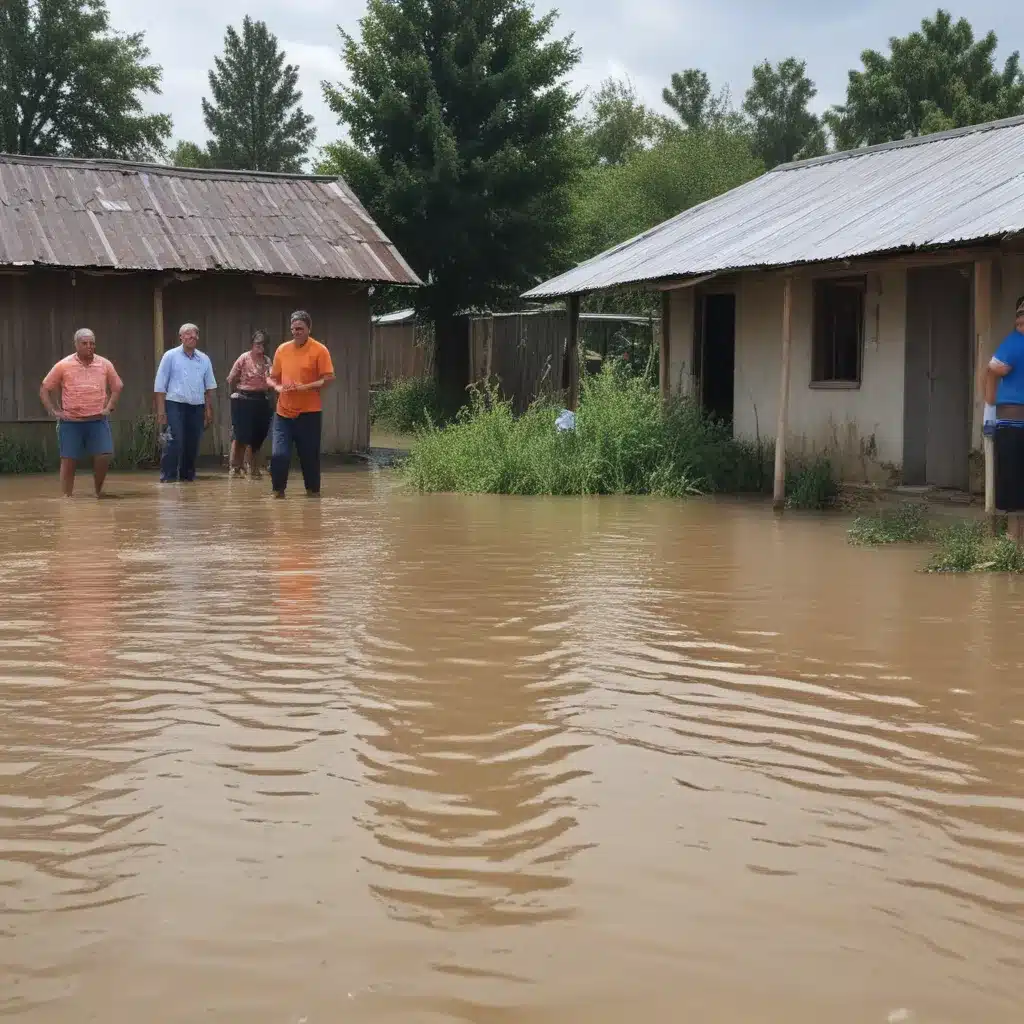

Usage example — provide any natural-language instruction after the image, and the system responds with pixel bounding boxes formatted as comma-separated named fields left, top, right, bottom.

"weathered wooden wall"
left=371, top=322, right=432, bottom=383
left=0, top=269, right=372, bottom=454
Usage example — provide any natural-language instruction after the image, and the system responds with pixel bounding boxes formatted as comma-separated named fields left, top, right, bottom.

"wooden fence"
left=371, top=321, right=433, bottom=384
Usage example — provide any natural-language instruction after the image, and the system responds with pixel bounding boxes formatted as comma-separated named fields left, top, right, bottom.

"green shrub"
left=0, top=434, right=50, bottom=473
left=110, top=417, right=160, bottom=470
left=848, top=503, right=934, bottom=545
left=926, top=520, right=989, bottom=573
left=371, top=376, right=443, bottom=434
left=785, top=456, right=840, bottom=510
left=403, top=364, right=787, bottom=497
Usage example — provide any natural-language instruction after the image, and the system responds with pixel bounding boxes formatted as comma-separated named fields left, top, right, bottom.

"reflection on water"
left=0, top=473, right=1022, bottom=1023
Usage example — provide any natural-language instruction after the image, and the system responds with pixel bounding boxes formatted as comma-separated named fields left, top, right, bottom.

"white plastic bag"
left=555, top=409, right=575, bottom=432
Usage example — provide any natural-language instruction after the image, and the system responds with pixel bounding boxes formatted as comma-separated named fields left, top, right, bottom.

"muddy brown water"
left=1, top=470, right=1022, bottom=1023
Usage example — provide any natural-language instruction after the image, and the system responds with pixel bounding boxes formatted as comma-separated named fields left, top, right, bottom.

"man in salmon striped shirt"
left=39, top=328, right=124, bottom=497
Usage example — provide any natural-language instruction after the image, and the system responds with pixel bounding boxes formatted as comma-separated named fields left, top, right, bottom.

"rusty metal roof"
left=0, top=154, right=421, bottom=285
left=524, top=115, right=1024, bottom=299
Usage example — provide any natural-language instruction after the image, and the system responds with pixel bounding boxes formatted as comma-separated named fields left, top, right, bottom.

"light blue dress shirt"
left=154, top=346, right=217, bottom=405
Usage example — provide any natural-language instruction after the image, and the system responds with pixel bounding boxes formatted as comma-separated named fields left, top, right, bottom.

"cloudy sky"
left=106, top=0, right=1024, bottom=160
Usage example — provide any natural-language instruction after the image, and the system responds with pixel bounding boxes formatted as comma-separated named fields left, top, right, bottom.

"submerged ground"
left=1, top=469, right=1021, bottom=1023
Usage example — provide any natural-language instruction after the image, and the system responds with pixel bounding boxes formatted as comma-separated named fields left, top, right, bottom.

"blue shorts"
left=57, top=417, right=114, bottom=460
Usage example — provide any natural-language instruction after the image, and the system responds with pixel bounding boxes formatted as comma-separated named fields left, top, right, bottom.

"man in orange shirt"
left=39, top=328, right=124, bottom=497
left=267, top=311, right=335, bottom=497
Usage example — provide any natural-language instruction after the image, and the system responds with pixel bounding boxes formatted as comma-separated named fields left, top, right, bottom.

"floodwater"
left=1, top=470, right=1022, bottom=1024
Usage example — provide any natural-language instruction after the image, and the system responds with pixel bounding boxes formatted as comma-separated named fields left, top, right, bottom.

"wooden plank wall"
left=370, top=323, right=433, bottom=383
left=0, top=269, right=372, bottom=454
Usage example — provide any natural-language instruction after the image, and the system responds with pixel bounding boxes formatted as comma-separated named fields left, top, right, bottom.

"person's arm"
left=102, top=363, right=124, bottom=416
left=226, top=355, right=243, bottom=390
left=268, top=349, right=288, bottom=392
left=295, top=348, right=336, bottom=392
left=203, top=358, right=217, bottom=427
left=154, top=352, right=170, bottom=424
left=39, top=366, right=67, bottom=419
left=985, top=361, right=1009, bottom=405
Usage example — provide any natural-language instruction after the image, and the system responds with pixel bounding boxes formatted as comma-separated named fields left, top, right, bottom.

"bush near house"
left=401, top=364, right=837, bottom=503
left=370, top=376, right=445, bottom=434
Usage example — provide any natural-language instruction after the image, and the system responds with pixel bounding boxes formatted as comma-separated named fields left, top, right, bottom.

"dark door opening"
left=903, top=266, right=972, bottom=489
left=696, top=293, right=736, bottom=424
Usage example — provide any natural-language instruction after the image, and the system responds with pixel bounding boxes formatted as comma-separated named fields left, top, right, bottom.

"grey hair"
left=179, top=322, right=200, bottom=337
left=73, top=328, right=95, bottom=343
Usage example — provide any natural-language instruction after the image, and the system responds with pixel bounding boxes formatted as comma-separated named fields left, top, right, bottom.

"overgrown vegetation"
left=785, top=456, right=839, bottom=510
left=400, top=365, right=840, bottom=502
left=110, top=416, right=159, bottom=470
left=848, top=503, right=935, bottom=545
left=370, top=376, right=444, bottom=435
left=926, top=521, right=1024, bottom=574
left=0, top=434, right=52, bottom=473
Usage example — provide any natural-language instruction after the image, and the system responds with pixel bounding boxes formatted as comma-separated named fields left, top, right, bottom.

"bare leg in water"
left=230, top=440, right=245, bottom=475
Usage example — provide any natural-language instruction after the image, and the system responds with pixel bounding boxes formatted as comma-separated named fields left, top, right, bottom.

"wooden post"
left=567, top=294, right=581, bottom=410
left=660, top=291, right=671, bottom=401
left=772, top=275, right=794, bottom=511
left=153, top=280, right=164, bottom=368
left=973, top=260, right=998, bottom=523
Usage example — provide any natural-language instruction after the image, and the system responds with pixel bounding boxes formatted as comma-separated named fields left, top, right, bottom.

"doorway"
left=694, top=292, right=736, bottom=424
left=903, top=265, right=972, bottom=489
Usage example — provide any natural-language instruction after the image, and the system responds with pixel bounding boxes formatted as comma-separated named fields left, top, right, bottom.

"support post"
left=772, top=275, right=794, bottom=511
left=973, top=260, right=997, bottom=523
left=153, top=280, right=164, bottom=368
left=567, top=294, right=581, bottom=411
left=660, top=291, right=671, bottom=401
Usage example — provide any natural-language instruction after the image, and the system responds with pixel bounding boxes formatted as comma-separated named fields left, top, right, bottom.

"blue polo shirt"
left=155, top=345, right=217, bottom=406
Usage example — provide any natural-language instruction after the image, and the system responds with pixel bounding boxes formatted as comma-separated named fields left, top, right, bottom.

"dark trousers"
left=270, top=412, right=321, bottom=494
left=161, top=401, right=205, bottom=482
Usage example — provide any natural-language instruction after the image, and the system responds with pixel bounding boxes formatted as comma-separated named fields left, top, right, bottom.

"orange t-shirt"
left=271, top=338, right=335, bottom=418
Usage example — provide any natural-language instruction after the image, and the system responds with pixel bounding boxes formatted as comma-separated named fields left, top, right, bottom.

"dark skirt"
left=995, top=422, right=1024, bottom=512
left=231, top=392, right=271, bottom=449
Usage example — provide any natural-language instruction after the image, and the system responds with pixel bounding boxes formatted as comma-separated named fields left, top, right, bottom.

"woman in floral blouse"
left=226, top=330, right=273, bottom=477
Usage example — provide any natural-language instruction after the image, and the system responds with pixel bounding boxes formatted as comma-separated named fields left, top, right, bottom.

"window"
left=811, top=276, right=865, bottom=386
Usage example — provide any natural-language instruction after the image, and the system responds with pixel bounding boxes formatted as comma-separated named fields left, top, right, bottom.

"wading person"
left=226, top=330, right=273, bottom=478
left=268, top=311, right=335, bottom=498
left=985, top=296, right=1024, bottom=540
left=39, top=328, right=123, bottom=497
left=154, top=323, right=217, bottom=483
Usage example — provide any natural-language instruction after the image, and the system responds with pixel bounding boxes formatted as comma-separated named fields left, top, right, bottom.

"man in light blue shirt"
left=154, top=323, right=217, bottom=482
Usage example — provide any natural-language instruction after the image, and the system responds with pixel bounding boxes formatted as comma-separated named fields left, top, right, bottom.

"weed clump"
left=848, top=503, right=934, bottom=545
left=786, top=456, right=840, bottom=510
left=402, top=364, right=792, bottom=498
left=0, top=434, right=52, bottom=473
left=371, top=376, right=443, bottom=434
left=926, top=520, right=1024, bottom=574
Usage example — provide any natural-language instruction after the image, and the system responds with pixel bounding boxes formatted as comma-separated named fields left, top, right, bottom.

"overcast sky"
left=106, top=0, right=1024, bottom=161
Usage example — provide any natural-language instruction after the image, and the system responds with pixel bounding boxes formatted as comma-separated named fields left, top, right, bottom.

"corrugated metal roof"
left=524, top=115, right=1024, bottom=299
left=0, top=154, right=421, bottom=285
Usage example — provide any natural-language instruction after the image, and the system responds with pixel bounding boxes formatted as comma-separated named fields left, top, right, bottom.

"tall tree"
left=826, top=8, right=1024, bottom=148
left=322, top=0, right=583, bottom=408
left=743, top=58, right=826, bottom=169
left=168, top=140, right=213, bottom=169
left=202, top=16, right=315, bottom=172
left=0, top=0, right=170, bottom=158
left=662, top=68, right=733, bottom=130
left=584, top=76, right=665, bottom=165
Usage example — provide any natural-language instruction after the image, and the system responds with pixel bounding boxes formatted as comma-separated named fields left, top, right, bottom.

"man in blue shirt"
left=154, top=323, right=217, bottom=482
left=985, top=296, right=1024, bottom=528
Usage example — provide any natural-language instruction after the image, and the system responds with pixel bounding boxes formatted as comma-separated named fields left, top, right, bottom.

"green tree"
left=743, top=58, right=826, bottom=169
left=826, top=8, right=1024, bottom=148
left=322, top=0, right=583, bottom=407
left=168, top=140, right=213, bottom=169
left=0, top=0, right=170, bottom=158
left=662, top=68, right=734, bottom=129
left=572, top=125, right=763, bottom=263
left=584, top=76, right=665, bottom=165
left=202, top=16, right=315, bottom=172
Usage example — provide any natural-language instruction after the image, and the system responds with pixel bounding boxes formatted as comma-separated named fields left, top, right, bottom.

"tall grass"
left=110, top=416, right=160, bottom=470
left=371, top=376, right=443, bottom=434
left=0, top=434, right=51, bottom=473
left=401, top=364, right=833, bottom=501
left=926, top=520, right=1024, bottom=573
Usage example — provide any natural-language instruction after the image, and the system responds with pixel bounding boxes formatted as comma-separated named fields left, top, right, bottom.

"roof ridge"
left=772, top=113, right=1024, bottom=173
left=0, top=151, right=337, bottom=182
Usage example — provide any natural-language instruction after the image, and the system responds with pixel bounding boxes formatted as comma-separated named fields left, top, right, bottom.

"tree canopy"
left=195, top=16, right=315, bottom=172
left=322, top=0, right=584, bottom=404
left=826, top=8, right=1024, bottom=147
left=742, top=58, right=826, bottom=169
left=0, top=0, right=170, bottom=159
left=582, top=76, right=666, bottom=165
